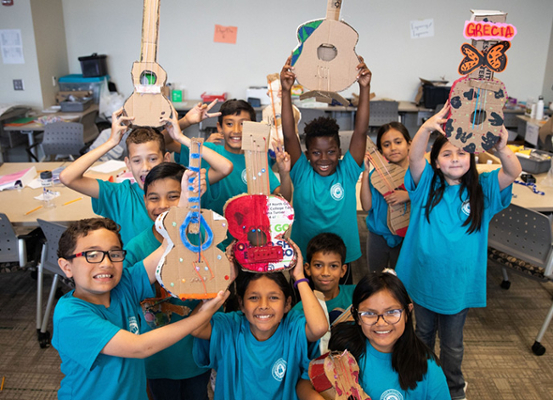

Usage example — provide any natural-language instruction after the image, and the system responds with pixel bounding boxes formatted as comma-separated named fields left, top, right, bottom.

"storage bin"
left=60, top=98, right=92, bottom=112
left=201, top=92, right=227, bottom=103
left=58, top=75, right=109, bottom=104
left=423, top=85, right=451, bottom=109
left=78, top=53, right=108, bottom=77
left=516, top=150, right=552, bottom=174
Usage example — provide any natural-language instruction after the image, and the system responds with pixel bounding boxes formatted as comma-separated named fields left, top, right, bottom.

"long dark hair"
left=329, top=273, right=438, bottom=391
left=425, top=135, right=484, bottom=233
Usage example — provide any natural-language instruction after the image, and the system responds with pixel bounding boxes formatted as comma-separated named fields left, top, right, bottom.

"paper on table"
left=89, top=160, right=126, bottom=173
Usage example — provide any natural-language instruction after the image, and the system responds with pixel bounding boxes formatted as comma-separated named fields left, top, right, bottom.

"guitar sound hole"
left=470, top=110, right=487, bottom=126
left=247, top=229, right=267, bottom=246
left=317, top=44, right=337, bottom=62
left=140, top=71, right=157, bottom=85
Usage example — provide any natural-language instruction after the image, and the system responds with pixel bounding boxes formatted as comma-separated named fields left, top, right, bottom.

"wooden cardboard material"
left=308, top=350, right=370, bottom=400
left=123, top=0, right=172, bottom=127
left=291, top=0, right=359, bottom=96
left=224, top=121, right=297, bottom=273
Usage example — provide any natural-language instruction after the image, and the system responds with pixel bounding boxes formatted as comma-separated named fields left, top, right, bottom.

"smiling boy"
left=280, top=56, right=372, bottom=274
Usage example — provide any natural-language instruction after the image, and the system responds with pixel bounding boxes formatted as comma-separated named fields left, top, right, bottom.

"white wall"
left=0, top=0, right=42, bottom=108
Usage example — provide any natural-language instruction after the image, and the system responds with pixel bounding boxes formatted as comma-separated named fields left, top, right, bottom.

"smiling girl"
left=191, top=246, right=328, bottom=400
left=360, top=122, right=412, bottom=272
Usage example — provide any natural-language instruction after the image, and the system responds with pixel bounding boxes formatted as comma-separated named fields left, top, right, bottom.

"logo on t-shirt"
left=330, top=183, right=345, bottom=201
left=461, top=200, right=471, bottom=217
left=381, top=388, right=403, bottom=400
left=128, top=316, right=139, bottom=335
left=271, top=358, right=287, bottom=381
left=241, top=169, right=247, bottom=185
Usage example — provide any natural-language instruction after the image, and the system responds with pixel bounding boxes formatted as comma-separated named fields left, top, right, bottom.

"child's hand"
left=206, top=132, right=224, bottom=144
left=161, top=105, right=183, bottom=141
left=178, top=168, right=207, bottom=207
left=421, top=102, right=451, bottom=135
left=494, top=125, right=508, bottom=152
left=384, top=190, right=410, bottom=206
left=356, top=56, right=372, bottom=88
left=280, top=55, right=296, bottom=93
left=185, top=100, right=221, bottom=126
left=110, top=108, right=134, bottom=145
left=288, top=239, right=305, bottom=282
left=364, top=152, right=372, bottom=170
left=198, top=290, right=230, bottom=315
left=273, top=139, right=291, bottom=173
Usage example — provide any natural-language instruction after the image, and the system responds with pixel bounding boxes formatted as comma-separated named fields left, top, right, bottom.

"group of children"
left=51, top=55, right=522, bottom=400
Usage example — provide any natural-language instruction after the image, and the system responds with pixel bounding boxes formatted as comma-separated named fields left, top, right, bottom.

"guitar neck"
left=366, top=138, right=396, bottom=193
left=242, top=122, right=271, bottom=195
left=139, top=0, right=161, bottom=63
left=187, top=138, right=204, bottom=234
left=325, top=0, right=342, bottom=21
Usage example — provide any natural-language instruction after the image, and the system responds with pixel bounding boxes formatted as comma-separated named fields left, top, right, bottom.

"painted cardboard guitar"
left=445, top=14, right=517, bottom=153
left=365, top=137, right=409, bottom=237
left=155, top=138, right=232, bottom=299
left=291, top=0, right=359, bottom=105
left=309, top=350, right=371, bottom=400
left=124, top=0, right=172, bottom=127
left=224, top=122, right=297, bottom=273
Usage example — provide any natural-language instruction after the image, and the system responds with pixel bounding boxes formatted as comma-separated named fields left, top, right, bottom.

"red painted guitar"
left=291, top=0, right=359, bottom=105
left=224, top=122, right=297, bottom=273
left=123, top=0, right=172, bottom=127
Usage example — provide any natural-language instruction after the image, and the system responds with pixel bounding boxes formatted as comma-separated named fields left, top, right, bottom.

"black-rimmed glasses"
left=66, top=250, right=126, bottom=263
left=358, top=309, right=404, bottom=326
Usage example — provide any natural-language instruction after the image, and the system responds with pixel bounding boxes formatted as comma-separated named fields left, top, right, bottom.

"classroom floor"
left=0, top=214, right=552, bottom=399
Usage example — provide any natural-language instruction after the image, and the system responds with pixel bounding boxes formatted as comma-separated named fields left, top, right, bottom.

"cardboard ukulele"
left=365, top=137, right=409, bottom=237
left=224, top=122, right=297, bottom=273
left=309, top=350, right=371, bottom=400
left=445, top=12, right=517, bottom=153
left=291, top=0, right=359, bottom=105
left=155, top=138, right=232, bottom=299
left=123, top=0, right=172, bottom=127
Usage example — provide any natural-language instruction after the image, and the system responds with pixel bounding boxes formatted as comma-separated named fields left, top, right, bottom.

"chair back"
left=78, top=108, right=100, bottom=144
left=0, top=213, right=19, bottom=263
left=41, top=122, right=85, bottom=160
left=489, top=204, right=553, bottom=278
left=37, top=219, right=67, bottom=275
left=369, top=101, right=399, bottom=127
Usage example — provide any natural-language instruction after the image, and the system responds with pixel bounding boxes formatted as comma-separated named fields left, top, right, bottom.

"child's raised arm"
left=290, top=241, right=328, bottom=342
left=359, top=153, right=373, bottom=211
left=494, top=126, right=522, bottom=190
left=280, top=56, right=303, bottom=167
left=101, top=290, right=228, bottom=359
left=349, top=56, right=372, bottom=166
left=297, top=378, right=325, bottom=400
left=162, top=107, right=233, bottom=184
left=161, top=100, right=221, bottom=153
left=59, top=108, right=133, bottom=198
left=409, top=104, right=450, bottom=186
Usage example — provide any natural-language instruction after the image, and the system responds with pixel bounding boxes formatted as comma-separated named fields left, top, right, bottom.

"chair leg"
left=36, top=260, right=43, bottom=332
left=18, top=238, right=27, bottom=268
left=40, top=274, right=59, bottom=334
left=532, top=301, right=553, bottom=356
left=500, top=267, right=511, bottom=289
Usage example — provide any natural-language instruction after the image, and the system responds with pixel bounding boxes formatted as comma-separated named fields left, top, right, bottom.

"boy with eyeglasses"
left=52, top=213, right=228, bottom=399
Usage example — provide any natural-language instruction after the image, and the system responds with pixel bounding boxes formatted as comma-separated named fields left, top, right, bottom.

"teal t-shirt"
left=179, top=142, right=280, bottom=216
left=359, top=340, right=451, bottom=399
left=193, top=310, right=310, bottom=400
left=52, top=263, right=154, bottom=400
left=292, top=284, right=354, bottom=324
left=365, top=169, right=403, bottom=248
left=92, top=179, right=151, bottom=245
left=395, top=162, right=512, bottom=314
left=290, top=152, right=363, bottom=263
left=124, top=225, right=209, bottom=380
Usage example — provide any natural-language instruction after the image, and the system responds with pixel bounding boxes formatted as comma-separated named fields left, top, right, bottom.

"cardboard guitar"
left=224, top=122, right=297, bottom=273
left=309, top=350, right=371, bottom=400
left=123, top=0, right=172, bottom=127
left=155, top=138, right=232, bottom=299
left=445, top=12, right=517, bottom=153
left=365, top=137, right=409, bottom=237
left=291, top=0, right=359, bottom=105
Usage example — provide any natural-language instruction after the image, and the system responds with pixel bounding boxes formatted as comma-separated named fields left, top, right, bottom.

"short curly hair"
left=57, top=218, right=122, bottom=259
left=304, top=116, right=341, bottom=150
left=125, top=127, right=165, bottom=156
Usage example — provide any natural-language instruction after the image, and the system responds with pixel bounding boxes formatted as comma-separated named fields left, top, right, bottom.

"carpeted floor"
left=0, top=216, right=552, bottom=399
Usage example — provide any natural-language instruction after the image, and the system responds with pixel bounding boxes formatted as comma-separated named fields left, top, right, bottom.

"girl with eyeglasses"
left=297, top=271, right=451, bottom=399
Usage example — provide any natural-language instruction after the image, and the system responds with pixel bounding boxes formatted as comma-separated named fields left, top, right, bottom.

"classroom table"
left=355, top=164, right=553, bottom=213
left=0, top=160, right=124, bottom=227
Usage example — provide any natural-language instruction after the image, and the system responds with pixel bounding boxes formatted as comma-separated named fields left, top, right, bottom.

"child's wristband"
left=294, top=278, right=309, bottom=289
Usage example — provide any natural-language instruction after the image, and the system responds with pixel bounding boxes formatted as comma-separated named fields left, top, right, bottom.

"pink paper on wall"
left=214, top=25, right=237, bottom=44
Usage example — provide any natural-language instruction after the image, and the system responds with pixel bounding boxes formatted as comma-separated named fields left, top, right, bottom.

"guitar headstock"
left=241, top=122, right=270, bottom=152
left=366, top=136, right=378, bottom=154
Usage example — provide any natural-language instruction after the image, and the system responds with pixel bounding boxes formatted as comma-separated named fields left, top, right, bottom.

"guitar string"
left=481, top=84, right=489, bottom=131
left=471, top=86, right=481, bottom=130
left=365, top=150, right=395, bottom=194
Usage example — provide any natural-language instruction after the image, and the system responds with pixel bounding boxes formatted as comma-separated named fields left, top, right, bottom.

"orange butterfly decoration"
left=458, top=41, right=510, bottom=75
